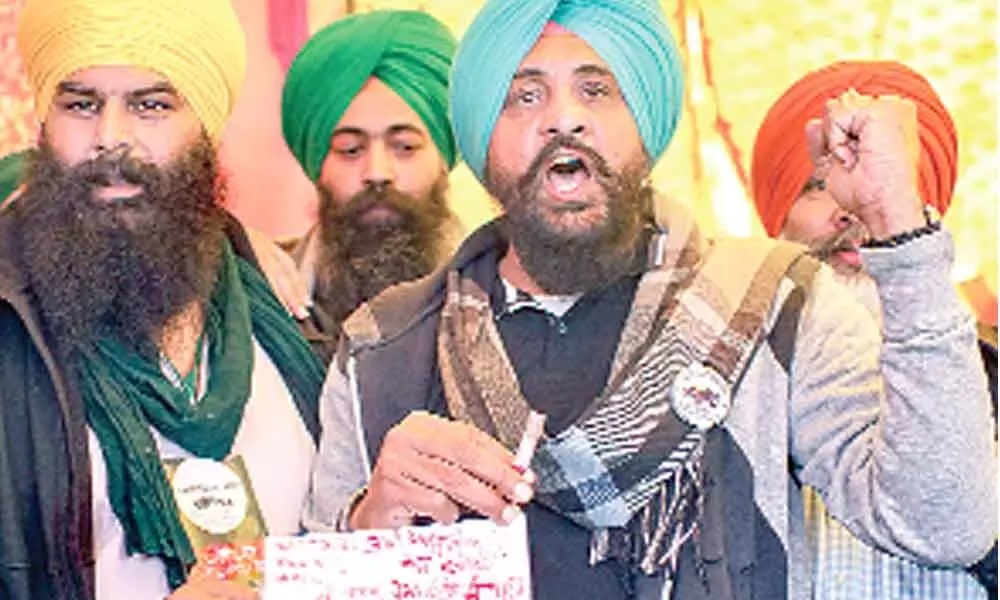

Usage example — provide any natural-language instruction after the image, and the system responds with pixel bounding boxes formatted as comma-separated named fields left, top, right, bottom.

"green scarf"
left=0, top=150, right=27, bottom=204
left=78, top=241, right=324, bottom=589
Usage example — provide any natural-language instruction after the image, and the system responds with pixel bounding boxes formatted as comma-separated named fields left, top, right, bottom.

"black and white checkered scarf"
left=437, top=206, right=806, bottom=592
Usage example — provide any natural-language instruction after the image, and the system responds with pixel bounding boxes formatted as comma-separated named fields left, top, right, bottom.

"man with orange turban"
left=752, top=60, right=958, bottom=293
left=752, top=60, right=996, bottom=599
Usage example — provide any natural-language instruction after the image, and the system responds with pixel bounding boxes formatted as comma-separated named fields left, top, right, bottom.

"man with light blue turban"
left=305, top=1, right=997, bottom=598
left=450, top=0, right=684, bottom=182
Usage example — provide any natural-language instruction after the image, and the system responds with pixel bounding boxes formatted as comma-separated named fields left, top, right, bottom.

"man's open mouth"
left=544, top=150, right=592, bottom=199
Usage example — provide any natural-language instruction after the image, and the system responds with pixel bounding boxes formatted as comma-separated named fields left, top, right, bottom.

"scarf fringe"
left=589, top=433, right=707, bottom=583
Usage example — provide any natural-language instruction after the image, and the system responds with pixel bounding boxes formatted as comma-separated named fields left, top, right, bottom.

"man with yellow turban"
left=306, top=2, right=995, bottom=599
left=273, top=9, right=461, bottom=363
left=0, top=1, right=325, bottom=598
left=751, top=60, right=996, bottom=599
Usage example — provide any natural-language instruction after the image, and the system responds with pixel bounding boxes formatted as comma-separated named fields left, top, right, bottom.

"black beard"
left=14, top=135, right=227, bottom=358
left=485, top=135, right=653, bottom=295
left=312, top=179, right=450, bottom=329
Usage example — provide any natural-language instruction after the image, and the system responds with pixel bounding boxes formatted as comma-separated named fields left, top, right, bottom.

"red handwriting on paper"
left=400, top=555, right=435, bottom=575
left=345, top=585, right=381, bottom=598
left=266, top=517, right=531, bottom=599
left=465, top=576, right=529, bottom=600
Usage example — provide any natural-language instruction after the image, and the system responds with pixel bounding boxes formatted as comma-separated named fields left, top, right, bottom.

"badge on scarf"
left=669, top=363, right=732, bottom=430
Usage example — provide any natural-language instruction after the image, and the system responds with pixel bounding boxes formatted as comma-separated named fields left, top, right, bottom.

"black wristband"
left=862, top=205, right=942, bottom=249
left=862, top=220, right=942, bottom=249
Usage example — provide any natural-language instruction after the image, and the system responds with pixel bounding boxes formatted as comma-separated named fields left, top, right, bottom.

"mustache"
left=336, top=185, right=415, bottom=223
left=69, top=145, right=162, bottom=191
left=808, top=221, right=869, bottom=261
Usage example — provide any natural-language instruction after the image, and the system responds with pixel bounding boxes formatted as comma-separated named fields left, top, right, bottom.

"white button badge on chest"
left=669, top=362, right=732, bottom=430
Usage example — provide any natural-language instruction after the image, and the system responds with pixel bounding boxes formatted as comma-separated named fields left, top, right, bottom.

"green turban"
left=282, top=10, right=458, bottom=182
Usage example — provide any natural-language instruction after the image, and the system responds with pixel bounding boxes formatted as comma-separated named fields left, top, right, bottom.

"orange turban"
left=750, top=60, right=958, bottom=237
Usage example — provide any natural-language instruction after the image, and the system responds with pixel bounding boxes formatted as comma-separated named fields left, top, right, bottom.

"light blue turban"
left=450, top=0, right=684, bottom=181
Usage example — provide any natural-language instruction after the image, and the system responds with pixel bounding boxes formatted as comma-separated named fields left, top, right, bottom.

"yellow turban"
left=17, top=0, right=247, bottom=140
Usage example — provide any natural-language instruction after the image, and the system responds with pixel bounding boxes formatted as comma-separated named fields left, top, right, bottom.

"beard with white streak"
left=803, top=221, right=882, bottom=322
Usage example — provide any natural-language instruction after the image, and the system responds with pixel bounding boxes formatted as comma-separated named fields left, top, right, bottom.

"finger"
left=841, top=87, right=874, bottom=109
left=822, top=98, right=849, bottom=159
left=401, top=450, right=521, bottom=523
left=395, top=471, right=465, bottom=525
left=838, top=110, right=875, bottom=170
left=840, top=87, right=859, bottom=108
left=897, top=98, right=920, bottom=167
left=366, top=450, right=465, bottom=525
left=824, top=109, right=869, bottom=171
left=400, top=413, right=535, bottom=505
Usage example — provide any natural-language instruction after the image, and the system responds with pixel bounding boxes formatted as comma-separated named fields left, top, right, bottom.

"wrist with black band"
left=861, top=205, right=941, bottom=249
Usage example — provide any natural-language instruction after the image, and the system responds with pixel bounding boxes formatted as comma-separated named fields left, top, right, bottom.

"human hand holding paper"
left=350, top=411, right=537, bottom=530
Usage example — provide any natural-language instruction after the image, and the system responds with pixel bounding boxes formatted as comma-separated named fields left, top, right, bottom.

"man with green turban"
left=279, top=10, right=461, bottom=362
left=306, top=1, right=995, bottom=598
left=1, top=0, right=325, bottom=598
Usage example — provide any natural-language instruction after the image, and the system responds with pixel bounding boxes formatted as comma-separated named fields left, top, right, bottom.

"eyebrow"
left=512, top=67, right=546, bottom=80
left=511, top=64, right=614, bottom=81
left=332, top=124, right=427, bottom=138
left=55, top=81, right=98, bottom=97
left=54, top=81, right=178, bottom=99
left=574, top=64, right=613, bottom=78
left=128, top=83, right=179, bottom=99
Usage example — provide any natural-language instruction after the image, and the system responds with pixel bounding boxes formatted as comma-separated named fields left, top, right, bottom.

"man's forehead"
left=515, top=34, right=611, bottom=76
left=336, top=77, right=431, bottom=137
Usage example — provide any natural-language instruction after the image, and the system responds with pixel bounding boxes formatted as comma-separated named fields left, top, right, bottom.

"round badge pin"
left=171, top=458, right=249, bottom=535
left=670, top=363, right=732, bottom=430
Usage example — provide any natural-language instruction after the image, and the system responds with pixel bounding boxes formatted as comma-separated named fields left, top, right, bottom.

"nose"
left=362, top=141, right=394, bottom=191
left=832, top=207, right=858, bottom=231
left=542, top=91, right=588, bottom=140
left=94, top=104, right=132, bottom=156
